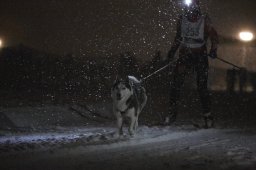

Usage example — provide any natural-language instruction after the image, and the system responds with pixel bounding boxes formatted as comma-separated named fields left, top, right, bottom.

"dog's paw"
left=113, top=131, right=124, bottom=138
left=129, top=133, right=136, bottom=138
left=128, top=130, right=135, bottom=137
left=113, top=132, right=120, bottom=138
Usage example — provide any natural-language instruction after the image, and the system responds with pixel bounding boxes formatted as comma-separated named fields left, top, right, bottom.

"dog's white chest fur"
left=113, top=95, right=131, bottom=113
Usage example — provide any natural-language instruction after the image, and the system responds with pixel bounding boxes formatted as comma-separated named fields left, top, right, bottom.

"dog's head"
left=111, top=77, right=133, bottom=101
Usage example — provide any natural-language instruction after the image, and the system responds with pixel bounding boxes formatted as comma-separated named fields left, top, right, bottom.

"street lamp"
left=239, top=31, right=254, bottom=42
left=237, top=31, right=253, bottom=92
left=238, top=31, right=253, bottom=71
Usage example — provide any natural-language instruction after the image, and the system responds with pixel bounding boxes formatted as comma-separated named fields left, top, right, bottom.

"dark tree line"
left=0, top=45, right=170, bottom=103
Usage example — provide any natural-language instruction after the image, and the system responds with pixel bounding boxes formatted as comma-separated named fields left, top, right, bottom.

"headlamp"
left=185, top=0, right=192, bottom=6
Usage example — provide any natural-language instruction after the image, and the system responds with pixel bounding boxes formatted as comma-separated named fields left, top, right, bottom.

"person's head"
left=184, top=0, right=201, bottom=19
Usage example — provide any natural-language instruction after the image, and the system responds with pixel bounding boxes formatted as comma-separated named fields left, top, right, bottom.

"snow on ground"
left=0, top=125, right=198, bottom=154
left=0, top=105, right=256, bottom=170
left=1, top=125, right=256, bottom=170
left=0, top=126, right=115, bottom=153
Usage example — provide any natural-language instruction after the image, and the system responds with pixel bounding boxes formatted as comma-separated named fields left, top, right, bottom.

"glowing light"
left=239, top=32, right=254, bottom=42
left=0, top=39, right=2, bottom=47
left=185, top=0, right=192, bottom=6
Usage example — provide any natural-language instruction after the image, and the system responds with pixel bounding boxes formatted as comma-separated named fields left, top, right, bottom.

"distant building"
left=208, top=37, right=256, bottom=92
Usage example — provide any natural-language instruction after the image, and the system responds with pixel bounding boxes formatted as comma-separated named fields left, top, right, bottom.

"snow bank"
left=0, top=105, right=88, bottom=129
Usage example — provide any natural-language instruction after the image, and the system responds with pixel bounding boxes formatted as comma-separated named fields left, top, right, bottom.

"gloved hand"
left=209, top=49, right=217, bottom=59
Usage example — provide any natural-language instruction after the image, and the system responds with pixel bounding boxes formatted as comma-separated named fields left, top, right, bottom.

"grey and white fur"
left=111, top=76, right=147, bottom=136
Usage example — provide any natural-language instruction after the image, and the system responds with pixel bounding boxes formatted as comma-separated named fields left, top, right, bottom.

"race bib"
left=181, top=16, right=205, bottom=40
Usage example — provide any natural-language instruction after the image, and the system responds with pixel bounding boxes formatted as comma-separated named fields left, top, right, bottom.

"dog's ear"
left=124, top=79, right=132, bottom=91
left=112, top=75, right=121, bottom=90
left=115, top=75, right=119, bottom=82
left=112, top=75, right=119, bottom=85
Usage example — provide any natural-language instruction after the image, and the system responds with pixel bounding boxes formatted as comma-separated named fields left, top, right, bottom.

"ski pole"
left=216, top=57, right=242, bottom=70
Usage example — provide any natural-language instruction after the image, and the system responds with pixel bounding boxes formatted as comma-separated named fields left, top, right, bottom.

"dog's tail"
left=128, top=75, right=141, bottom=84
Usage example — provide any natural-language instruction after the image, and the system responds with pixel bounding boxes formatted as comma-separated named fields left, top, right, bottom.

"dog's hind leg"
left=134, top=116, right=139, bottom=132
left=141, top=88, right=148, bottom=110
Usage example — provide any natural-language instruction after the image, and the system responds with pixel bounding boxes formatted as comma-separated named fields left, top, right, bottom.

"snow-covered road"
left=1, top=125, right=256, bottom=170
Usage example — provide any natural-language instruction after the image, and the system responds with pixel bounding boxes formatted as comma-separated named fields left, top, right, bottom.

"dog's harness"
left=115, top=76, right=145, bottom=116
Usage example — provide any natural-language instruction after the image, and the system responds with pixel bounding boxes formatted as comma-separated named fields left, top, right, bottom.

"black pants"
left=169, top=52, right=211, bottom=117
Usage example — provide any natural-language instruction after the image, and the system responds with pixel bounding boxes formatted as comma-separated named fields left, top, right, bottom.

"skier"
left=166, top=0, right=219, bottom=128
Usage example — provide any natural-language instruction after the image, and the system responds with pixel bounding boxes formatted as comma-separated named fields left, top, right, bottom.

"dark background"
left=0, top=0, right=255, bottom=126
left=0, top=0, right=255, bottom=58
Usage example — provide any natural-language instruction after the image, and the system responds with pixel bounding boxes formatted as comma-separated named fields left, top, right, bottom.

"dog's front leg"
left=127, top=109, right=136, bottom=136
left=116, top=114, right=123, bottom=135
left=129, top=117, right=136, bottom=136
left=134, top=116, right=139, bottom=132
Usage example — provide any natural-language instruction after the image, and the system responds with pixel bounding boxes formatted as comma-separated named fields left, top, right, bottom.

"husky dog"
left=111, top=76, right=147, bottom=136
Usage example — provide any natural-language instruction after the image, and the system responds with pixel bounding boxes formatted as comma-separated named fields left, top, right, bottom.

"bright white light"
left=185, top=0, right=192, bottom=6
left=0, top=39, right=2, bottom=47
left=239, top=32, right=254, bottom=42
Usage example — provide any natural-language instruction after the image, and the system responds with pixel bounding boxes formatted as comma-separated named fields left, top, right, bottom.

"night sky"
left=0, top=0, right=255, bottom=59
